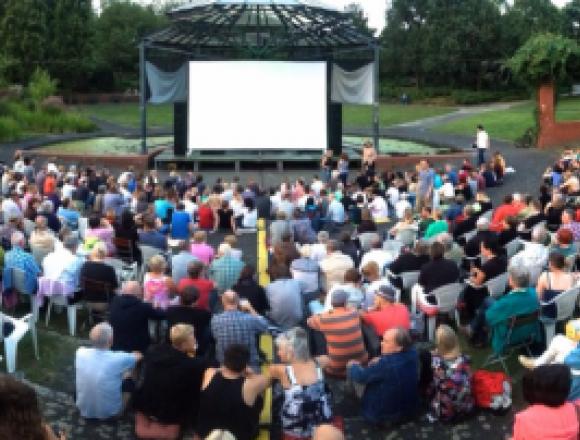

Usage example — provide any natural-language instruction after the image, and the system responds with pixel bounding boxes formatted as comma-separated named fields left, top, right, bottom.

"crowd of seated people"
left=2, top=146, right=580, bottom=440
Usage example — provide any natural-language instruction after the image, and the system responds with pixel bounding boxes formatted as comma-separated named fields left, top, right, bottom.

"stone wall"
left=537, top=82, right=580, bottom=148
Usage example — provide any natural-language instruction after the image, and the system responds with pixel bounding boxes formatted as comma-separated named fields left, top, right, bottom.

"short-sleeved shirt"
left=190, top=243, right=215, bottom=265
left=209, top=256, right=244, bottom=293
left=75, top=347, right=136, bottom=419
left=171, top=211, right=191, bottom=239
left=265, top=278, right=303, bottom=330
left=178, top=278, right=214, bottom=311
left=481, top=256, right=507, bottom=282
left=198, top=205, right=214, bottom=229
left=362, top=303, right=410, bottom=336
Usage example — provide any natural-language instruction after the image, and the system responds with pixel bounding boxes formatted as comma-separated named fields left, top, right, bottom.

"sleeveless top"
left=281, top=364, right=333, bottom=438
left=144, top=273, right=170, bottom=309
left=197, top=372, right=260, bottom=440
left=541, top=272, right=571, bottom=319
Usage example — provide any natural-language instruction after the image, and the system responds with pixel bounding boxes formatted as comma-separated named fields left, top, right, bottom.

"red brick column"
left=537, top=81, right=580, bottom=148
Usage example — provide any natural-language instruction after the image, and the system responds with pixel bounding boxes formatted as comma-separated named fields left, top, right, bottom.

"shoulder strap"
left=286, top=365, right=297, bottom=385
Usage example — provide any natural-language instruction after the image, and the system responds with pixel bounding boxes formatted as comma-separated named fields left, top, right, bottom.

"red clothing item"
left=361, top=303, right=410, bottom=336
left=198, top=205, right=214, bottom=229
left=43, top=175, right=56, bottom=195
left=177, top=278, right=214, bottom=311
left=490, top=203, right=524, bottom=232
left=512, top=401, right=580, bottom=440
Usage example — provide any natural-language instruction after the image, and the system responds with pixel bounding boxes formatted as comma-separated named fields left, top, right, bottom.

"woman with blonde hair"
left=144, top=254, right=176, bottom=309
left=427, top=325, right=474, bottom=422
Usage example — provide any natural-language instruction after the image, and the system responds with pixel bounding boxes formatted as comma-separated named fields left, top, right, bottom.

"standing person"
left=337, top=153, right=349, bottom=186
left=475, top=125, right=490, bottom=166
left=362, top=140, right=377, bottom=177
left=417, top=161, right=433, bottom=212
left=320, top=150, right=333, bottom=184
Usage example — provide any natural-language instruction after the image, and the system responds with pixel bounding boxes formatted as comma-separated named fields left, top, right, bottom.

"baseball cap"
left=330, top=289, right=348, bottom=307
left=376, top=285, right=396, bottom=302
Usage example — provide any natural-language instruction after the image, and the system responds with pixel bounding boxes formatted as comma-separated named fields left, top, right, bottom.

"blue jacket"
left=564, top=344, right=580, bottom=401
left=348, top=348, right=419, bottom=423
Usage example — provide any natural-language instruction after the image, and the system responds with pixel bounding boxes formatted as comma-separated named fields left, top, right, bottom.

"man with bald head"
left=211, top=289, right=269, bottom=370
left=109, top=280, right=165, bottom=353
left=347, top=327, right=419, bottom=425
left=312, top=424, right=345, bottom=440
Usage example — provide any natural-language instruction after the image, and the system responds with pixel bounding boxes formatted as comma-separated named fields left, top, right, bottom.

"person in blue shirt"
left=57, top=198, right=80, bottom=230
left=171, top=202, right=192, bottom=240
left=347, top=327, right=419, bottom=425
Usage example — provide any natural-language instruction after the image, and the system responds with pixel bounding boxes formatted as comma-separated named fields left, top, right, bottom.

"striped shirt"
left=308, top=308, right=368, bottom=377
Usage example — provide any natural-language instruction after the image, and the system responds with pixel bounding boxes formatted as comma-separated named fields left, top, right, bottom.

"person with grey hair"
left=346, top=327, right=418, bottom=424
left=437, top=232, right=464, bottom=265
left=29, top=214, right=56, bottom=257
left=269, top=327, right=333, bottom=438
left=310, top=230, right=330, bottom=262
left=38, top=199, right=62, bottom=234
left=559, top=208, right=580, bottom=241
left=467, top=265, right=540, bottom=349
left=42, top=234, right=85, bottom=293
left=4, top=230, right=41, bottom=294
left=75, top=322, right=142, bottom=419
left=510, top=225, right=549, bottom=273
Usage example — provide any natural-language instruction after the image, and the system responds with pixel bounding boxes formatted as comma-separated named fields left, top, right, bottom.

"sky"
left=94, top=0, right=573, bottom=35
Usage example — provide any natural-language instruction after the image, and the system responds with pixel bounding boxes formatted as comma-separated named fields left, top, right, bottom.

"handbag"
left=472, top=370, right=511, bottom=412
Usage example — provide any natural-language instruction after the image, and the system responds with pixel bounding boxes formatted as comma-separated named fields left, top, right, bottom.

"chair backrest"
left=395, top=228, right=416, bottom=248
left=359, top=232, right=380, bottom=253
left=485, top=272, right=509, bottom=298
left=12, top=268, right=34, bottom=295
left=505, top=239, right=522, bottom=259
left=81, top=277, right=113, bottom=303
left=431, top=282, right=464, bottom=312
left=78, top=217, right=88, bottom=240
left=400, top=270, right=420, bottom=290
left=554, top=286, right=580, bottom=321
left=508, top=310, right=540, bottom=332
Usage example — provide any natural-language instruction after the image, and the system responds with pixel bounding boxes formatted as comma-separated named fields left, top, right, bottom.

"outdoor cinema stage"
left=139, top=0, right=380, bottom=166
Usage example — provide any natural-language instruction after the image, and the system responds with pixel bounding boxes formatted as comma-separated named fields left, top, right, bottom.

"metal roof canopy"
left=139, top=0, right=380, bottom=154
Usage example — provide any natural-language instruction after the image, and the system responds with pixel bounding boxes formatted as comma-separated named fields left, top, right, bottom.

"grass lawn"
left=76, top=102, right=456, bottom=129
left=435, top=97, right=580, bottom=142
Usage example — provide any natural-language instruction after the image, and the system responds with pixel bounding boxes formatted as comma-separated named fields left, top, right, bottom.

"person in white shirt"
left=387, top=184, right=400, bottom=211
left=476, top=124, right=490, bottom=166
left=309, top=231, right=330, bottom=263
left=368, top=194, right=389, bottom=221
left=319, top=240, right=354, bottom=291
left=1, top=190, right=22, bottom=220
left=395, top=193, right=412, bottom=220
left=510, top=226, right=549, bottom=281
left=359, top=237, right=395, bottom=277
left=43, top=235, right=85, bottom=291
left=61, top=177, right=77, bottom=200
left=311, top=176, right=324, bottom=196
left=326, top=194, right=346, bottom=228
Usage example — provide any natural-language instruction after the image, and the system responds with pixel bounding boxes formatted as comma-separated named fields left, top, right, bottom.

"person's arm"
left=536, top=273, right=547, bottom=299
left=347, top=358, right=384, bottom=384
left=307, top=313, right=322, bottom=330
left=242, top=372, right=271, bottom=406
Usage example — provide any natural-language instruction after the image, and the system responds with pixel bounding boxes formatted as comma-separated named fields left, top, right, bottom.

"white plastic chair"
left=0, top=312, right=38, bottom=373
left=39, top=277, right=79, bottom=337
left=359, top=232, right=380, bottom=253
left=485, top=272, right=509, bottom=298
left=505, top=239, right=522, bottom=259
left=400, top=271, right=420, bottom=291
left=540, top=286, right=580, bottom=345
left=418, top=282, right=464, bottom=341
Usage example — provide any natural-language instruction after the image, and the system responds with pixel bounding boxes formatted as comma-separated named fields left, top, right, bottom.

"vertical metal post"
left=372, top=45, right=380, bottom=150
left=139, top=42, right=147, bottom=155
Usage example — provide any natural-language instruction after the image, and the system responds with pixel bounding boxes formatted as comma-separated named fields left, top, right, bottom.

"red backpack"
left=472, top=370, right=512, bottom=411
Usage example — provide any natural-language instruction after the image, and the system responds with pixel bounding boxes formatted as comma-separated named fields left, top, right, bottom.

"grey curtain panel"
left=331, top=63, right=374, bottom=105
left=146, top=62, right=188, bottom=104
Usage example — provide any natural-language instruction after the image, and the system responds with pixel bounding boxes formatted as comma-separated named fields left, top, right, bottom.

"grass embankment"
left=435, top=98, right=580, bottom=142
left=78, top=102, right=457, bottom=129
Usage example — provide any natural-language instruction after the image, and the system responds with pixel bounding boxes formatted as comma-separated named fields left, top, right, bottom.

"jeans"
left=477, top=148, right=486, bottom=166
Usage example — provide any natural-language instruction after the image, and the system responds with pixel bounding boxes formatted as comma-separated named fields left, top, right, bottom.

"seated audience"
left=265, top=264, right=304, bottom=330
left=109, top=281, right=165, bottom=354
left=559, top=208, right=580, bottom=241
left=171, top=240, right=198, bottom=285
left=79, top=242, right=119, bottom=302
left=424, top=208, right=448, bottom=239
left=196, top=344, right=269, bottom=440
left=550, top=228, right=577, bottom=258
left=388, top=240, right=430, bottom=289
left=178, top=261, right=215, bottom=311
left=190, top=230, right=214, bottom=264
left=85, top=213, right=115, bottom=255
left=307, top=290, right=368, bottom=377
left=536, top=252, right=576, bottom=319
left=42, top=235, right=84, bottom=292
left=359, top=237, right=395, bottom=276
left=272, top=232, right=300, bottom=269
left=512, top=365, right=579, bottom=440
left=144, top=254, right=176, bottom=309
left=319, top=239, right=355, bottom=292
left=211, top=290, right=269, bottom=371
left=138, top=214, right=167, bottom=251
left=291, top=245, right=321, bottom=295
left=270, top=211, right=292, bottom=248
left=324, top=267, right=365, bottom=310
left=426, top=325, right=474, bottom=422
left=510, top=226, right=549, bottom=272
left=269, top=327, right=333, bottom=439
left=361, top=285, right=410, bottom=337
left=75, top=322, right=142, bottom=419
left=347, top=328, right=418, bottom=425
left=232, top=264, right=269, bottom=316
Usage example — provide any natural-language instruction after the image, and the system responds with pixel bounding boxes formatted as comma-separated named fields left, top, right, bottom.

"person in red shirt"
left=361, top=285, right=410, bottom=337
left=43, top=172, right=57, bottom=196
left=490, top=194, right=524, bottom=232
left=197, top=200, right=216, bottom=230
left=177, top=261, right=215, bottom=311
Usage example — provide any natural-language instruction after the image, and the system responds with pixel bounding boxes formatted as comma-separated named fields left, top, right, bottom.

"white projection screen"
left=187, top=61, right=327, bottom=151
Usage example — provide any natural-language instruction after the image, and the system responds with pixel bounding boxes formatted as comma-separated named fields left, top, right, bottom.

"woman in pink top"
left=144, top=254, right=176, bottom=309
left=85, top=213, right=115, bottom=256
left=190, top=230, right=215, bottom=264
left=512, top=364, right=579, bottom=440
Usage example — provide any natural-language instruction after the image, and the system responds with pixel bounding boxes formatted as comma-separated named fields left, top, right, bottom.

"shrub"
left=28, top=68, right=58, bottom=111
left=0, top=116, right=22, bottom=141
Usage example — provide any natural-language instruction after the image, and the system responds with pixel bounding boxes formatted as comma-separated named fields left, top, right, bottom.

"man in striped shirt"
left=307, top=289, right=368, bottom=377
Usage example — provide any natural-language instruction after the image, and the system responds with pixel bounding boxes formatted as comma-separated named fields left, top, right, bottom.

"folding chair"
left=80, top=277, right=115, bottom=325
left=485, top=272, right=509, bottom=298
left=418, top=282, right=464, bottom=341
left=483, top=310, right=540, bottom=375
left=540, top=286, right=580, bottom=346
left=113, top=236, right=134, bottom=264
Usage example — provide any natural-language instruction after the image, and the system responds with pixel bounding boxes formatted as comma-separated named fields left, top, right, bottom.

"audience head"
left=562, top=209, right=575, bottom=224
left=268, top=263, right=290, bottom=281
left=187, top=261, right=204, bottom=279
left=436, top=233, right=454, bottom=252
left=430, top=241, right=445, bottom=260
left=375, top=285, right=396, bottom=306
left=10, top=231, right=25, bottom=248
left=508, top=265, right=530, bottom=289
left=224, top=234, right=237, bottom=248
left=170, top=324, right=197, bottom=356
left=90, top=242, right=107, bottom=261
left=143, top=214, right=157, bottom=231
left=326, top=239, right=339, bottom=254
left=343, top=267, right=361, bottom=285
left=221, top=289, right=239, bottom=310
left=88, top=213, right=102, bottom=229
left=381, top=327, right=412, bottom=354
left=523, top=364, right=571, bottom=408
left=0, top=375, right=46, bottom=440
left=556, top=228, right=573, bottom=246
left=181, top=285, right=200, bottom=306
left=89, top=322, right=113, bottom=349
left=414, top=239, right=430, bottom=256
left=361, top=261, right=380, bottom=281
left=531, top=226, right=548, bottom=245
left=312, top=424, right=345, bottom=440
left=223, top=343, right=250, bottom=373
left=238, top=264, right=255, bottom=281
left=206, top=430, right=237, bottom=440
left=276, top=211, right=287, bottom=221
left=275, top=327, right=311, bottom=363
left=148, top=254, right=167, bottom=274
left=299, top=245, right=311, bottom=259
left=548, top=252, right=567, bottom=271
left=217, top=243, right=232, bottom=257
left=193, top=230, right=207, bottom=243
left=435, top=325, right=460, bottom=358
left=480, top=236, right=499, bottom=257
left=330, top=289, right=348, bottom=308
left=317, top=231, right=330, bottom=244
left=63, top=234, right=78, bottom=253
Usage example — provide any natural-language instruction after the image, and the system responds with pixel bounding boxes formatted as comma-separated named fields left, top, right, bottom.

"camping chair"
left=113, top=237, right=135, bottom=264
left=505, top=238, right=522, bottom=259
left=80, top=277, right=115, bottom=326
left=540, top=286, right=580, bottom=346
left=104, top=257, right=138, bottom=284
left=417, top=282, right=464, bottom=341
left=483, top=310, right=540, bottom=376
left=485, top=272, right=509, bottom=298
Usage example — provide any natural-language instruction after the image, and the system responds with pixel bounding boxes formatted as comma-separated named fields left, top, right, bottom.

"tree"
left=563, top=0, right=580, bottom=41
left=93, top=1, right=168, bottom=90
left=48, top=0, right=94, bottom=91
left=28, top=68, right=58, bottom=111
left=0, top=0, right=49, bottom=83
left=344, top=3, right=375, bottom=37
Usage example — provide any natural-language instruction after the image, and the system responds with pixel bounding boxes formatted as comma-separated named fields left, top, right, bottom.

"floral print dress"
left=427, top=354, right=475, bottom=422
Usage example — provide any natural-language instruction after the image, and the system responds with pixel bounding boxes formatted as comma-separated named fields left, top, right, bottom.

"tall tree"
left=563, top=0, right=580, bottom=42
left=344, top=3, right=375, bottom=37
left=49, top=0, right=94, bottom=91
left=93, top=1, right=168, bottom=90
left=0, top=0, right=49, bottom=83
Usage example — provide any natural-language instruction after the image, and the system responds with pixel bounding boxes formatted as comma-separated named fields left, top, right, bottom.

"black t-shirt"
left=80, top=261, right=119, bottom=302
left=498, top=227, right=517, bottom=247
left=166, top=306, right=211, bottom=354
left=218, top=208, right=234, bottom=230
left=389, top=253, right=430, bottom=275
left=232, top=279, right=270, bottom=316
left=418, top=258, right=460, bottom=293
left=481, top=255, right=507, bottom=282
left=464, top=230, right=496, bottom=258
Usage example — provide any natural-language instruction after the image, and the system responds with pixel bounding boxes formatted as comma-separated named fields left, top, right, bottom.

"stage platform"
left=154, top=146, right=361, bottom=171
